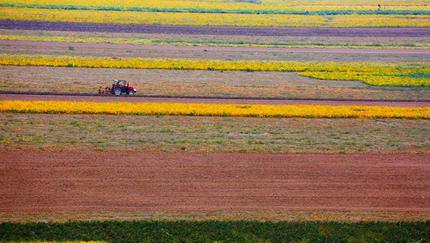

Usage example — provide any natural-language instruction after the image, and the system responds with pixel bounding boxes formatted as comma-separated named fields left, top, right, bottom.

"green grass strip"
left=1, top=220, right=429, bottom=242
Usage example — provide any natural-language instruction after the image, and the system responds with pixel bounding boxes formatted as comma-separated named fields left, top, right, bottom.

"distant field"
left=1, top=30, right=430, bottom=49
left=2, top=39, right=429, bottom=63
left=1, top=7, right=429, bottom=27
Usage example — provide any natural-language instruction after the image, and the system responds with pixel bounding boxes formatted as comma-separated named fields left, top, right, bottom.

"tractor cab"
left=113, top=79, right=127, bottom=87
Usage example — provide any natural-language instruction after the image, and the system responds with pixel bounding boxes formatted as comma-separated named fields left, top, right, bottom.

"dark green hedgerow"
left=0, top=220, right=429, bottom=242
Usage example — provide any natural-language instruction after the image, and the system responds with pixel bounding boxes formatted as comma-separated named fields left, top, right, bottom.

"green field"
left=1, top=220, right=430, bottom=242
left=1, top=113, right=429, bottom=153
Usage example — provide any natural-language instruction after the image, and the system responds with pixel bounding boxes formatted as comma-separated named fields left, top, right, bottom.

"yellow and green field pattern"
left=1, top=101, right=429, bottom=119
left=1, top=7, right=429, bottom=27
left=5, top=34, right=428, bottom=49
left=1, top=0, right=429, bottom=12
left=1, top=54, right=428, bottom=87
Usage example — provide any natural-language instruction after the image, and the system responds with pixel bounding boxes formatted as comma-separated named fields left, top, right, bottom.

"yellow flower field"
left=1, top=7, right=429, bottom=27
left=0, top=54, right=428, bottom=87
left=0, top=100, right=429, bottom=119
left=299, top=72, right=430, bottom=87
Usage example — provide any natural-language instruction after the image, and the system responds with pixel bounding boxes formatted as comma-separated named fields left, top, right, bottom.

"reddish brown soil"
left=2, top=20, right=429, bottom=37
left=1, top=94, right=429, bottom=107
left=1, top=151, right=429, bottom=212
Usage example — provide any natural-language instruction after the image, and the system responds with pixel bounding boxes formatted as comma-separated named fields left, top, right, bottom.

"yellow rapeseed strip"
left=0, top=101, right=428, bottom=119
left=1, top=54, right=429, bottom=87
left=1, top=7, right=429, bottom=27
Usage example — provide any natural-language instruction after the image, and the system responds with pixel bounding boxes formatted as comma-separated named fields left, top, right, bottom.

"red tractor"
left=98, top=79, right=136, bottom=96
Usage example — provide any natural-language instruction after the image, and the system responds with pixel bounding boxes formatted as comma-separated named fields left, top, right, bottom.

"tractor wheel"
left=113, top=88, right=121, bottom=96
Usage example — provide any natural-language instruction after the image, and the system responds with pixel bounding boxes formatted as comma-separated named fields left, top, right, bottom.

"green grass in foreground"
left=1, top=114, right=429, bottom=153
left=1, top=220, right=429, bottom=242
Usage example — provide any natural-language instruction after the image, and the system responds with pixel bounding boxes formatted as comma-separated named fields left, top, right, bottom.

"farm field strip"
left=2, top=29, right=429, bottom=49
left=0, top=54, right=428, bottom=87
left=2, top=94, right=429, bottom=107
left=3, top=210, right=430, bottom=223
left=3, top=39, right=429, bottom=63
left=3, top=34, right=430, bottom=49
left=1, top=113, right=428, bottom=153
left=1, top=7, right=429, bottom=28
left=3, top=66, right=429, bottom=101
left=3, top=20, right=430, bottom=37
left=1, top=220, right=430, bottom=242
left=1, top=151, right=429, bottom=213
left=1, top=100, right=429, bottom=119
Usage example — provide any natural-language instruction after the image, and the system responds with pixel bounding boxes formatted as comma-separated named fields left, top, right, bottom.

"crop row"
left=1, top=101, right=429, bottom=119
left=2, top=2, right=430, bottom=15
left=1, top=7, right=429, bottom=27
left=0, top=54, right=428, bottom=87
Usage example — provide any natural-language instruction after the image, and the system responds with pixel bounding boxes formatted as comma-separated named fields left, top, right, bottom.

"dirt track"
left=1, top=151, right=429, bottom=212
left=1, top=93, right=429, bottom=107
left=1, top=20, right=429, bottom=37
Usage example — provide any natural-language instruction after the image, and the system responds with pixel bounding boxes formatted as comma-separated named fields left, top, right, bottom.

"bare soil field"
left=1, top=113, right=428, bottom=153
left=2, top=66, right=429, bottom=100
left=1, top=40, right=429, bottom=62
left=1, top=151, right=429, bottom=215
left=2, top=20, right=430, bottom=37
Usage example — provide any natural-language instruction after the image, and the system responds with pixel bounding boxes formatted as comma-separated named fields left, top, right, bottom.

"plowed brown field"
left=1, top=151, right=429, bottom=213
